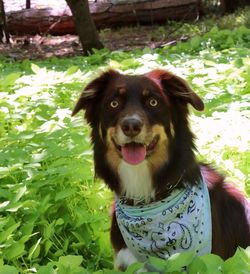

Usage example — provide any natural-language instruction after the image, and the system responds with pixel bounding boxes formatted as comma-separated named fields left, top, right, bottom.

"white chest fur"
left=118, top=160, right=155, bottom=204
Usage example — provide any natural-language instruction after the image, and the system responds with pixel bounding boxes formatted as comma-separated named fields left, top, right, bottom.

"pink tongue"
left=121, top=143, right=146, bottom=165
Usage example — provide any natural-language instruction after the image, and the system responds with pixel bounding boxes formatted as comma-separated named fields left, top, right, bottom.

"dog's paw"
left=114, top=248, right=138, bottom=271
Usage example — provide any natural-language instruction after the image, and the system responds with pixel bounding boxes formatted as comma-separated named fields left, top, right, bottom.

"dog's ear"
left=72, top=70, right=120, bottom=123
left=146, top=69, right=204, bottom=111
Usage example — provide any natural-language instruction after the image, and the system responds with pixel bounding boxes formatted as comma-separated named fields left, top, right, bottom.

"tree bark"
left=220, top=0, right=248, bottom=13
left=65, top=0, right=103, bottom=54
left=26, top=0, right=31, bottom=9
left=6, top=0, right=199, bottom=35
left=0, top=0, right=10, bottom=43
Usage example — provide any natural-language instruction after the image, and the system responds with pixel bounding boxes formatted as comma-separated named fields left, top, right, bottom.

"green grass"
left=0, top=18, right=250, bottom=273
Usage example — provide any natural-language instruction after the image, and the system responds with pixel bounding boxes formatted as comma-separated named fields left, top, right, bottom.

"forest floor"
left=0, top=26, right=176, bottom=60
left=1, top=0, right=183, bottom=60
left=1, top=1, right=249, bottom=60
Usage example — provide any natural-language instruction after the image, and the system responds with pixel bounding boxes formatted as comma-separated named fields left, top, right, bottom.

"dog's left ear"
left=146, top=69, right=204, bottom=111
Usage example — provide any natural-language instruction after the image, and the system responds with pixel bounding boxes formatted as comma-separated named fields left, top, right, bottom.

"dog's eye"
left=149, top=98, right=158, bottom=107
left=110, top=100, right=119, bottom=108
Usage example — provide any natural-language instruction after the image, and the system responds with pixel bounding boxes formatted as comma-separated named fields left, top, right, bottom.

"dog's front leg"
left=111, top=211, right=139, bottom=271
left=114, top=248, right=138, bottom=271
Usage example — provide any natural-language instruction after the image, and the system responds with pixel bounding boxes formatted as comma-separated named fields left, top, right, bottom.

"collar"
left=115, top=179, right=212, bottom=261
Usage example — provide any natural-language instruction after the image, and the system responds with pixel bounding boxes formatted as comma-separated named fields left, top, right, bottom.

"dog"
left=72, top=69, right=250, bottom=271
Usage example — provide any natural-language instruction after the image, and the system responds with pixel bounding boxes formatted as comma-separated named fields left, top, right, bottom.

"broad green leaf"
left=31, top=151, right=48, bottom=163
left=0, top=265, right=19, bottom=274
left=0, top=201, right=10, bottom=209
left=37, top=264, right=56, bottom=274
left=145, top=256, right=168, bottom=272
left=6, top=203, right=23, bottom=212
left=44, top=240, right=53, bottom=256
left=125, top=262, right=145, bottom=274
left=14, top=185, right=27, bottom=202
left=18, top=131, right=35, bottom=139
left=3, top=73, right=21, bottom=86
left=21, top=59, right=31, bottom=71
left=190, top=36, right=201, bottom=50
left=234, top=58, right=244, bottom=68
left=0, top=167, right=9, bottom=176
left=55, top=189, right=76, bottom=201
left=58, top=255, right=83, bottom=269
left=120, top=58, right=140, bottom=69
left=167, top=252, right=195, bottom=271
left=19, top=232, right=39, bottom=244
left=43, top=222, right=55, bottom=239
left=224, top=248, right=250, bottom=273
left=0, top=221, right=20, bottom=243
left=28, top=237, right=42, bottom=260
left=188, top=256, right=207, bottom=274
left=4, top=242, right=25, bottom=260
left=199, top=254, right=224, bottom=274
left=204, top=60, right=216, bottom=67
left=65, top=66, right=79, bottom=75
left=31, top=63, right=41, bottom=74
left=72, top=226, right=92, bottom=244
left=93, top=270, right=120, bottom=274
left=55, top=218, right=65, bottom=226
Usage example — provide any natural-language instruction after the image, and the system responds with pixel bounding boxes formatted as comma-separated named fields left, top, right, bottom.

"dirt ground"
left=0, top=25, right=177, bottom=60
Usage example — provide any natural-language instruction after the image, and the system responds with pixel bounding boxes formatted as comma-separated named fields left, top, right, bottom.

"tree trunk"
left=0, top=25, right=3, bottom=43
left=0, top=0, right=10, bottom=43
left=65, top=0, right=103, bottom=54
left=220, top=0, right=248, bottom=13
left=26, top=0, right=31, bottom=9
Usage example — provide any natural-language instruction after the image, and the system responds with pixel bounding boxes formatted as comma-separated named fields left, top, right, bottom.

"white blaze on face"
left=118, top=160, right=155, bottom=204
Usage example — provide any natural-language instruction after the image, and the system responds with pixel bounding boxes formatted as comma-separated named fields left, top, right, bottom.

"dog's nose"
left=121, top=117, right=143, bottom=137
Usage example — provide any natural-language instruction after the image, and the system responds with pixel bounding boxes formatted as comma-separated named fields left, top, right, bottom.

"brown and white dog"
left=72, top=69, right=250, bottom=270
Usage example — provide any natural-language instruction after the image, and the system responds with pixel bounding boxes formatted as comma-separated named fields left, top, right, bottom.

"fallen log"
left=7, top=0, right=199, bottom=35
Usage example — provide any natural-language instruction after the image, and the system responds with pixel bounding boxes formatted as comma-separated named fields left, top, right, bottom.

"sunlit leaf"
left=167, top=252, right=195, bottom=271
left=125, top=262, right=145, bottom=273
left=28, top=238, right=42, bottom=260
left=65, top=65, right=79, bottom=76
left=0, top=221, right=21, bottom=243
left=0, top=201, right=10, bottom=209
left=199, top=254, right=224, bottom=273
left=4, top=242, right=25, bottom=260
left=31, top=63, right=41, bottom=74
left=0, top=265, right=19, bottom=274
left=3, top=73, right=21, bottom=86
left=58, top=255, right=83, bottom=268
left=188, top=256, right=207, bottom=274
left=14, top=185, right=27, bottom=202
left=36, top=264, right=55, bottom=274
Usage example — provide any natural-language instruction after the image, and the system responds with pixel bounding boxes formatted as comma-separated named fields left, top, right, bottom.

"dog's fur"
left=72, top=69, right=250, bottom=270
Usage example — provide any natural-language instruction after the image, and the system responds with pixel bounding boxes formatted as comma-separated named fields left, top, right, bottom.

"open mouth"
left=112, top=135, right=159, bottom=165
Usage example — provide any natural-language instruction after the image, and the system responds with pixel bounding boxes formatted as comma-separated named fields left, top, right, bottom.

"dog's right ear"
left=72, top=70, right=119, bottom=124
left=146, top=69, right=204, bottom=111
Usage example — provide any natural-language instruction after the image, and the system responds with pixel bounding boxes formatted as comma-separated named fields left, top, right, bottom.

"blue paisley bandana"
left=115, top=179, right=212, bottom=261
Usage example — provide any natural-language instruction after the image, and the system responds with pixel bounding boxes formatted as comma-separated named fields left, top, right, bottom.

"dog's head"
left=72, top=69, right=204, bottom=196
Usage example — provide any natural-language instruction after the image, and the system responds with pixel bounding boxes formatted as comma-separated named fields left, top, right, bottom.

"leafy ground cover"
left=0, top=15, right=250, bottom=273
